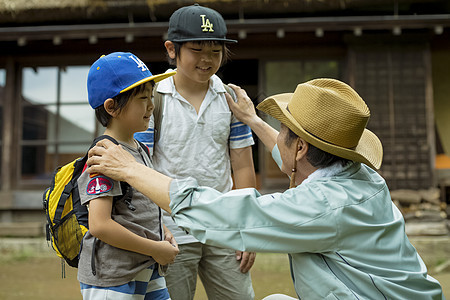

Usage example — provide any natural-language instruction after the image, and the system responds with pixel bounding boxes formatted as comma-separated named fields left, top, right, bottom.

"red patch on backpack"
left=86, top=176, right=113, bottom=195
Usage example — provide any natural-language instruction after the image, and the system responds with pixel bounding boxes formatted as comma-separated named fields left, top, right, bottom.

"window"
left=21, top=66, right=96, bottom=183
left=0, top=68, right=5, bottom=180
left=0, top=68, right=5, bottom=140
left=261, top=60, right=340, bottom=185
left=0, top=68, right=5, bottom=84
left=265, top=60, right=339, bottom=101
left=264, top=60, right=339, bottom=129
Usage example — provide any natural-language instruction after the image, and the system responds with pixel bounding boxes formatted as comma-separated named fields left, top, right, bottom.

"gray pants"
left=165, top=242, right=254, bottom=300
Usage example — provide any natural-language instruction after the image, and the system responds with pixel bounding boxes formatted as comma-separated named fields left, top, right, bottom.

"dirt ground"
left=0, top=249, right=449, bottom=300
left=0, top=251, right=297, bottom=300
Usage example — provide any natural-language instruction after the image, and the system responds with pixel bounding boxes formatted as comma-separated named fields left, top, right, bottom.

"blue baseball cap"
left=87, top=52, right=176, bottom=108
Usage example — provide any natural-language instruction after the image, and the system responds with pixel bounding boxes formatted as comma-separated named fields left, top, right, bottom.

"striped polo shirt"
left=135, top=71, right=254, bottom=244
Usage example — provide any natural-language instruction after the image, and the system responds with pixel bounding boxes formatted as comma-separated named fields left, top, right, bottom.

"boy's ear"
left=104, top=98, right=118, bottom=117
left=164, top=41, right=176, bottom=59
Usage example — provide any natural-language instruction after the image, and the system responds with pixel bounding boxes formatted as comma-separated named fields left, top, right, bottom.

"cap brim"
left=120, top=71, right=176, bottom=93
left=170, top=37, right=238, bottom=43
left=257, top=94, right=383, bottom=170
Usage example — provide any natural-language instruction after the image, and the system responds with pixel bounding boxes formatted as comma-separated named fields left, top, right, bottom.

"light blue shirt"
left=169, top=145, right=445, bottom=299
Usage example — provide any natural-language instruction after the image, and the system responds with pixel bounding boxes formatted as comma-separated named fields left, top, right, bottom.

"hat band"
left=304, top=128, right=357, bottom=151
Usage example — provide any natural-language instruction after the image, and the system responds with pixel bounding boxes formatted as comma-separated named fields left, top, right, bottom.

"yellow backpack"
left=43, top=135, right=149, bottom=274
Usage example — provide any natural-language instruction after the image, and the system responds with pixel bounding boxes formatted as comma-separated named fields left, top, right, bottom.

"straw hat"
left=257, top=78, right=383, bottom=170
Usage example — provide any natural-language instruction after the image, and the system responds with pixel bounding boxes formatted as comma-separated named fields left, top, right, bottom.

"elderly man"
left=86, top=78, right=445, bottom=299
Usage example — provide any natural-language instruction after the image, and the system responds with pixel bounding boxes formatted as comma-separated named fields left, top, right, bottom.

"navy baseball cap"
left=168, top=4, right=237, bottom=43
left=87, top=52, right=176, bottom=108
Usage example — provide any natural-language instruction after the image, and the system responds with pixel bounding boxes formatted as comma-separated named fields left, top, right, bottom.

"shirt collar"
left=156, top=70, right=224, bottom=95
left=302, top=161, right=354, bottom=185
left=210, top=74, right=226, bottom=93
left=156, top=69, right=176, bottom=94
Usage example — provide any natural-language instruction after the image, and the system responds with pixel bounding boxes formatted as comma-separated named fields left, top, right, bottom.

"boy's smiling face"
left=117, top=82, right=154, bottom=134
left=174, top=41, right=223, bottom=84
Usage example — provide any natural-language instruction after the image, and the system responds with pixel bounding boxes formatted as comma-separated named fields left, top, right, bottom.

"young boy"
left=77, top=52, right=178, bottom=299
left=135, top=4, right=256, bottom=300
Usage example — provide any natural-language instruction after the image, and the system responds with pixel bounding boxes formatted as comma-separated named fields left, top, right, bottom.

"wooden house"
left=0, top=0, right=449, bottom=235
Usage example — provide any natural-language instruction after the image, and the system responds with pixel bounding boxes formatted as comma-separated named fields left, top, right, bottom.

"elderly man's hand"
left=86, top=139, right=136, bottom=182
left=236, top=250, right=256, bottom=273
left=225, top=84, right=258, bottom=126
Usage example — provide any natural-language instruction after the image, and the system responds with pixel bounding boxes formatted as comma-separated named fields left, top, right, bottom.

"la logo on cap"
left=129, top=55, right=148, bottom=72
left=200, top=15, right=214, bottom=32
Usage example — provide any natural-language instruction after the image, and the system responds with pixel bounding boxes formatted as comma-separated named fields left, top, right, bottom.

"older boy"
left=135, top=4, right=256, bottom=300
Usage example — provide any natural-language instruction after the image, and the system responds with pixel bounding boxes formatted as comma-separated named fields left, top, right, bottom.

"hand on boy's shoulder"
left=223, top=83, right=237, bottom=102
left=224, top=84, right=257, bottom=123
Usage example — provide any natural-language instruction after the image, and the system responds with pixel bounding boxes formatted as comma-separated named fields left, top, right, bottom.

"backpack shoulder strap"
left=90, top=135, right=119, bottom=150
left=94, top=136, right=137, bottom=210
left=223, top=83, right=236, bottom=101
left=85, top=135, right=133, bottom=207
left=152, top=82, right=164, bottom=144
left=136, top=140, right=151, bottom=159
left=79, top=135, right=119, bottom=173
left=153, top=83, right=232, bottom=144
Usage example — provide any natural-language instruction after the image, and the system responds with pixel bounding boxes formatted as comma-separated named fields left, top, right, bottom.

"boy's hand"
left=236, top=250, right=256, bottom=273
left=152, top=241, right=179, bottom=266
left=225, top=84, right=258, bottom=125
left=164, top=226, right=178, bottom=249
